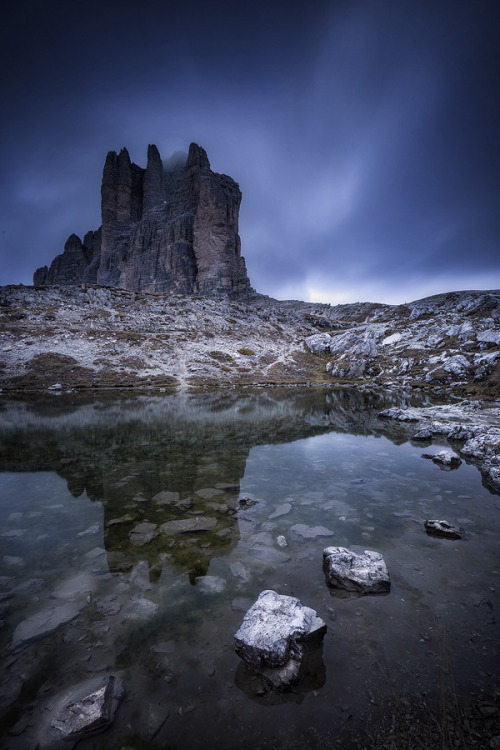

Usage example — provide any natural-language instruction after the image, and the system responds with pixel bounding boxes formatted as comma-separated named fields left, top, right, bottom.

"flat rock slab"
left=129, top=522, right=158, bottom=545
left=153, top=490, right=180, bottom=505
left=160, top=517, right=218, bottom=534
left=42, top=675, right=124, bottom=745
left=424, top=519, right=466, bottom=539
left=323, top=547, right=390, bottom=595
left=9, top=602, right=82, bottom=652
left=51, top=573, right=96, bottom=601
left=269, top=502, right=292, bottom=519
left=195, top=575, right=227, bottom=593
left=290, top=524, right=334, bottom=543
left=234, top=589, right=326, bottom=690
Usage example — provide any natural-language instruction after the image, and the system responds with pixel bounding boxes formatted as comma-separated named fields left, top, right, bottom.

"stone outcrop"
left=34, top=143, right=251, bottom=296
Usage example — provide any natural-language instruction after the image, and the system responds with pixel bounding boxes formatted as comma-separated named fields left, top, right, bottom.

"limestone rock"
left=234, top=589, right=326, bottom=690
left=323, top=546, right=390, bottom=595
left=34, top=143, right=252, bottom=296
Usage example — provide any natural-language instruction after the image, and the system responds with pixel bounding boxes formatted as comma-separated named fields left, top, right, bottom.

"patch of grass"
left=4, top=352, right=96, bottom=390
left=115, top=330, right=143, bottom=344
left=119, top=356, right=146, bottom=369
left=238, top=347, right=255, bottom=356
left=208, top=350, right=234, bottom=363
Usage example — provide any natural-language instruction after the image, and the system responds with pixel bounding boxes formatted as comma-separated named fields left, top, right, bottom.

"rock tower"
left=34, top=143, right=251, bottom=296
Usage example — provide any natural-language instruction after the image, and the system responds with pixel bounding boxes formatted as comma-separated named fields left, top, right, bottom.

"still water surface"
left=0, top=388, right=498, bottom=748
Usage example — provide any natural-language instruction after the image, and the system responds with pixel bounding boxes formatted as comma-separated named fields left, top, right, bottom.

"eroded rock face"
left=234, top=590, right=326, bottom=690
left=323, top=547, right=391, bottom=595
left=34, top=143, right=251, bottom=296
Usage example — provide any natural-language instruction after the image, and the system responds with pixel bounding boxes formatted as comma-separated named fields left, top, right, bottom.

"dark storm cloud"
left=0, top=0, right=499, bottom=303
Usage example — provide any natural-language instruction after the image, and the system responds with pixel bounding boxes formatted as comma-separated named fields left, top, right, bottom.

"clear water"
left=0, top=387, right=498, bottom=748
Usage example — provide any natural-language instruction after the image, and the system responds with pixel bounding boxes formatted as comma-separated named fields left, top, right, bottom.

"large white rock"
left=234, top=590, right=326, bottom=690
left=323, top=547, right=390, bottom=595
left=328, top=331, right=378, bottom=357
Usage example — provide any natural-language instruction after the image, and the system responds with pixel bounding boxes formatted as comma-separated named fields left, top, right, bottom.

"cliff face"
left=34, top=143, right=251, bottom=296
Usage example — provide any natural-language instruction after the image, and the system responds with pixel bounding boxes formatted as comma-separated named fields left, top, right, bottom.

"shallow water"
left=0, top=387, right=498, bottom=748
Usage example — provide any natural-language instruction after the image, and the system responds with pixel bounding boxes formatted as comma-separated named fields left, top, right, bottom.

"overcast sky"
left=1, top=0, right=499, bottom=304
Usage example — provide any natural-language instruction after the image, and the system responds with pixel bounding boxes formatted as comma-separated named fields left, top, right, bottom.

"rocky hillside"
left=0, top=285, right=499, bottom=396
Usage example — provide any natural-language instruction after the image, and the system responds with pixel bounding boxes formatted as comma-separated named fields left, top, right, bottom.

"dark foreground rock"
left=323, top=547, right=391, bottom=595
left=424, top=519, right=466, bottom=539
left=234, top=590, right=327, bottom=691
left=37, top=675, right=124, bottom=748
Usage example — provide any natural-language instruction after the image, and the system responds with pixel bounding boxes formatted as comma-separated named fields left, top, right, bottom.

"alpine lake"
left=0, top=386, right=498, bottom=749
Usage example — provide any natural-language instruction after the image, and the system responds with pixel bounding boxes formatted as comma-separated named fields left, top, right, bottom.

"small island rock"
left=323, top=546, right=390, bottom=595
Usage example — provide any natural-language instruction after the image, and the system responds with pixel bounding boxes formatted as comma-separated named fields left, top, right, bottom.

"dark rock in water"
left=424, top=519, right=466, bottom=539
left=45, top=675, right=124, bottom=744
left=34, top=143, right=251, bottom=297
left=234, top=589, right=326, bottom=691
left=323, top=546, right=390, bottom=595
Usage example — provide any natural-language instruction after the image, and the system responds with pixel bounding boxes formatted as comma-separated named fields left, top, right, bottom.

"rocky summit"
left=33, top=143, right=251, bottom=296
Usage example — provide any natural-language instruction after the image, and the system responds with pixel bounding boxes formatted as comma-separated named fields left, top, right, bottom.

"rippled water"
left=0, top=387, right=498, bottom=748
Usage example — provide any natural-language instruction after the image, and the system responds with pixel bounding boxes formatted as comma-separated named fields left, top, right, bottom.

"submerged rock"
left=195, top=575, right=227, bottom=593
left=289, top=524, right=334, bottom=543
left=8, top=602, right=83, bottom=652
left=160, top=517, right=217, bottom=534
left=234, top=590, right=326, bottom=691
left=424, top=520, right=466, bottom=539
left=323, top=547, right=390, bottom=595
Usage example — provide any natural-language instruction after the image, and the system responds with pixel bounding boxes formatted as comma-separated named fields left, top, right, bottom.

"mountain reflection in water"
left=0, top=388, right=405, bottom=583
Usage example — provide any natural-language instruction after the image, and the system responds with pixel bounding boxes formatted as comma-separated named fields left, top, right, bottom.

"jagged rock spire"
left=33, top=144, right=252, bottom=296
